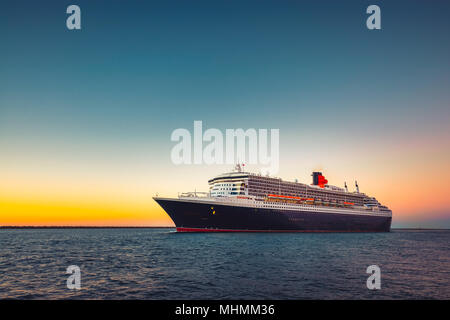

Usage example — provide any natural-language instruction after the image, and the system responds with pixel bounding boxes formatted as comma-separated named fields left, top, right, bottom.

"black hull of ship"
left=155, top=198, right=392, bottom=232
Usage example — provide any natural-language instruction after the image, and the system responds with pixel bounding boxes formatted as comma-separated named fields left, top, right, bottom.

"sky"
left=1, top=0, right=449, bottom=227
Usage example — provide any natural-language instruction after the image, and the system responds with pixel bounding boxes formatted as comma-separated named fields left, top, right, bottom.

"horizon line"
left=0, top=226, right=449, bottom=231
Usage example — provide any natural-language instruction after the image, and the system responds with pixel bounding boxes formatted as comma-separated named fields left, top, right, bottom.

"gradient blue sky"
left=1, top=1, right=450, bottom=227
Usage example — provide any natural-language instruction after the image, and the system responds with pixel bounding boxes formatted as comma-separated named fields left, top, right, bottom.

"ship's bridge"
left=208, top=172, right=249, bottom=197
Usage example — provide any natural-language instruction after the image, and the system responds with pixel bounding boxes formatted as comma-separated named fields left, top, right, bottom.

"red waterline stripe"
left=176, top=227, right=383, bottom=233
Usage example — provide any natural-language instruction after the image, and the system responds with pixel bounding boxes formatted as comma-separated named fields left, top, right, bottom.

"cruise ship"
left=154, top=165, right=392, bottom=232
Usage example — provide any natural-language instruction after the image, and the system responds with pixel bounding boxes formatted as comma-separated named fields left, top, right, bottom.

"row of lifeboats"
left=266, top=194, right=355, bottom=208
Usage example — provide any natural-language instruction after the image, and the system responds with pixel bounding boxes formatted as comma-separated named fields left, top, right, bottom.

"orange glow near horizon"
left=1, top=161, right=449, bottom=227
left=1, top=132, right=449, bottom=227
left=0, top=195, right=174, bottom=227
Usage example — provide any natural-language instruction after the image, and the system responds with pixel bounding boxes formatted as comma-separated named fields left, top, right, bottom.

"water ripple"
left=0, top=229, right=449, bottom=299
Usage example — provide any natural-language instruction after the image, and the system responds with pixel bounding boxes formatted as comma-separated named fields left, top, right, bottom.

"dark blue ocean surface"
left=0, top=228, right=449, bottom=299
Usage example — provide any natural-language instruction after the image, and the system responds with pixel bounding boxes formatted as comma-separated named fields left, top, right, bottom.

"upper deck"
left=207, top=168, right=389, bottom=212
